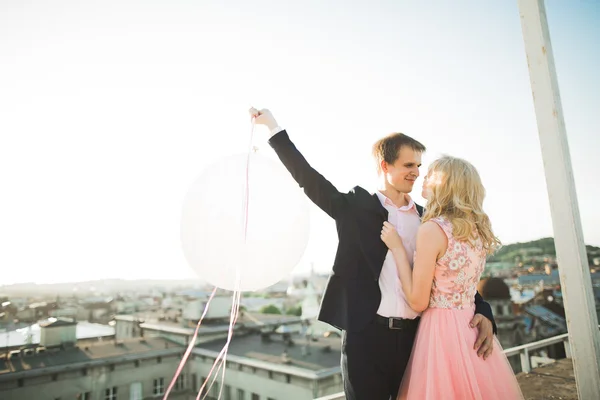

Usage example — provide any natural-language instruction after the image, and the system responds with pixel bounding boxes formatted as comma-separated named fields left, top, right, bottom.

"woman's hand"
left=381, top=221, right=405, bottom=252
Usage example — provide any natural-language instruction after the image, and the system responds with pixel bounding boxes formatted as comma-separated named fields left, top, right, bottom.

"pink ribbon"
left=163, top=286, right=217, bottom=400
left=164, top=118, right=255, bottom=400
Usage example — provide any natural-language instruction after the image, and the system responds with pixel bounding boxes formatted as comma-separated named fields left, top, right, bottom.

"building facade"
left=0, top=315, right=343, bottom=400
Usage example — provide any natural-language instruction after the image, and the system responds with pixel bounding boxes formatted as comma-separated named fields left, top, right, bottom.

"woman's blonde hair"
left=422, top=156, right=501, bottom=255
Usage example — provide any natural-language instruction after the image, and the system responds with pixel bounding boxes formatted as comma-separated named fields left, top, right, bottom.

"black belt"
left=375, top=315, right=420, bottom=330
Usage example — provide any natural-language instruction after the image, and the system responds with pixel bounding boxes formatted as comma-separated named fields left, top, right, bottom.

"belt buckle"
left=388, top=317, right=402, bottom=330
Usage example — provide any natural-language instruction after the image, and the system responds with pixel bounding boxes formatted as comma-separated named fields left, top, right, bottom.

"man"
left=249, top=108, right=496, bottom=399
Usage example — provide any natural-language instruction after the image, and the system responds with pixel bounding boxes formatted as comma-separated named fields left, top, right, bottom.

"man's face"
left=382, top=147, right=422, bottom=193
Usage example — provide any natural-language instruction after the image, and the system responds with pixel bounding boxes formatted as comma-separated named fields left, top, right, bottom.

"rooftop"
left=38, top=317, right=77, bottom=328
left=517, top=358, right=576, bottom=400
left=0, top=322, right=589, bottom=399
left=314, top=359, right=578, bottom=400
left=524, top=305, right=567, bottom=331
left=0, top=320, right=115, bottom=348
left=478, top=277, right=511, bottom=300
left=116, top=311, right=303, bottom=336
left=0, top=337, right=182, bottom=378
left=200, top=330, right=342, bottom=372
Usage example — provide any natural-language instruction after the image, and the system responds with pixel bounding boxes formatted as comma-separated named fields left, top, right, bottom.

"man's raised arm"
left=250, top=108, right=349, bottom=220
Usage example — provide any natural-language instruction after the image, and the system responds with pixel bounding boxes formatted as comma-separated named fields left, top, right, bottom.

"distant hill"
left=0, top=279, right=205, bottom=296
left=488, top=237, right=600, bottom=263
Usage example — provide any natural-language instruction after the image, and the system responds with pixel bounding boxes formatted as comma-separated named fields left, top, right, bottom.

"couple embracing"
left=250, top=108, right=523, bottom=400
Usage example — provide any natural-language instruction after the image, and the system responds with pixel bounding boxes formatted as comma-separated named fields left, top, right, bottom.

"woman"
left=381, top=156, right=523, bottom=399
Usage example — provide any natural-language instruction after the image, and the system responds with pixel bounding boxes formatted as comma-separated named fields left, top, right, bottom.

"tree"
left=259, top=304, right=282, bottom=315
left=286, top=305, right=302, bottom=317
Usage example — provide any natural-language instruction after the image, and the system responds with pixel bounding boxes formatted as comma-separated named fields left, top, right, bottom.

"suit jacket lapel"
left=355, top=193, right=388, bottom=280
left=416, top=203, right=424, bottom=218
left=371, top=193, right=389, bottom=220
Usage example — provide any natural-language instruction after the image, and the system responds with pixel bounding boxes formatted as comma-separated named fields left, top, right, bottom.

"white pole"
left=516, top=0, right=600, bottom=398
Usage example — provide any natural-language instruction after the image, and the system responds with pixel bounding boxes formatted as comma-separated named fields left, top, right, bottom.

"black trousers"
left=341, top=318, right=418, bottom=400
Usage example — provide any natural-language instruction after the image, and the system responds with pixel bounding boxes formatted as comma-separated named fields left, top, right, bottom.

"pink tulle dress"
left=398, top=217, right=524, bottom=400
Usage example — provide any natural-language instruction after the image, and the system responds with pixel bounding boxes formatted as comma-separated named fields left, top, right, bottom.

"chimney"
left=281, top=350, right=291, bottom=364
left=39, top=318, right=77, bottom=349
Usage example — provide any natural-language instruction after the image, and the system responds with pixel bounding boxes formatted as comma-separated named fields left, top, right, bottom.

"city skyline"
left=1, top=0, right=599, bottom=284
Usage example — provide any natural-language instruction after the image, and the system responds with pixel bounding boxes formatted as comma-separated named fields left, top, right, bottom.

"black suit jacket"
left=269, top=130, right=496, bottom=333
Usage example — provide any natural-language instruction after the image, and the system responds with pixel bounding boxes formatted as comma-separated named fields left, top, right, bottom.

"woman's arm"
left=382, top=221, right=446, bottom=312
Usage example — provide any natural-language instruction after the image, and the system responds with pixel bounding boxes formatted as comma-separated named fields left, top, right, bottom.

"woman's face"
left=421, top=170, right=437, bottom=201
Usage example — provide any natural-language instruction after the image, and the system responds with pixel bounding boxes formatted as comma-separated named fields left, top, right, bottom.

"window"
left=210, top=381, right=220, bottom=398
left=497, top=305, right=504, bottom=316
left=223, top=385, right=232, bottom=400
left=237, top=389, right=244, bottom=400
left=285, top=374, right=291, bottom=383
left=130, top=382, right=142, bottom=400
left=81, top=368, right=88, bottom=376
left=157, top=356, right=162, bottom=364
left=191, top=374, right=197, bottom=392
left=251, top=394, right=259, bottom=400
left=175, top=374, right=186, bottom=390
left=200, top=376, right=207, bottom=396
left=77, top=393, right=91, bottom=400
left=105, top=387, right=117, bottom=400
left=153, top=378, right=165, bottom=396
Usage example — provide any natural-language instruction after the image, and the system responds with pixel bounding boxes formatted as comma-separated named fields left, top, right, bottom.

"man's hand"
left=249, top=108, right=279, bottom=131
left=471, top=314, right=494, bottom=360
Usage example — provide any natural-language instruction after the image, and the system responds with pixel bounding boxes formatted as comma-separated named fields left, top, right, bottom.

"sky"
left=0, top=0, right=598, bottom=285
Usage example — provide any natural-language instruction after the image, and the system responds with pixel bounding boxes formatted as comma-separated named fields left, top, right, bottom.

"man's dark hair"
left=372, top=133, right=426, bottom=174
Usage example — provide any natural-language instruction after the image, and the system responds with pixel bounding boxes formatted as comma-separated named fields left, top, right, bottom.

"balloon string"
left=196, top=118, right=253, bottom=399
left=198, top=274, right=242, bottom=400
left=163, top=286, right=218, bottom=400
left=169, top=119, right=253, bottom=400
left=244, top=119, right=255, bottom=243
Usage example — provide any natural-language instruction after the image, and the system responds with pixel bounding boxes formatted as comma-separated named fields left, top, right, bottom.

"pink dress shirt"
left=375, top=191, right=421, bottom=320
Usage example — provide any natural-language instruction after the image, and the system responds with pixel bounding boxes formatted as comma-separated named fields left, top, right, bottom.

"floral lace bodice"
left=425, top=216, right=487, bottom=309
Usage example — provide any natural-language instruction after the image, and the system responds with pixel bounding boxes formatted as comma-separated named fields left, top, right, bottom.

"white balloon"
left=181, top=152, right=310, bottom=291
